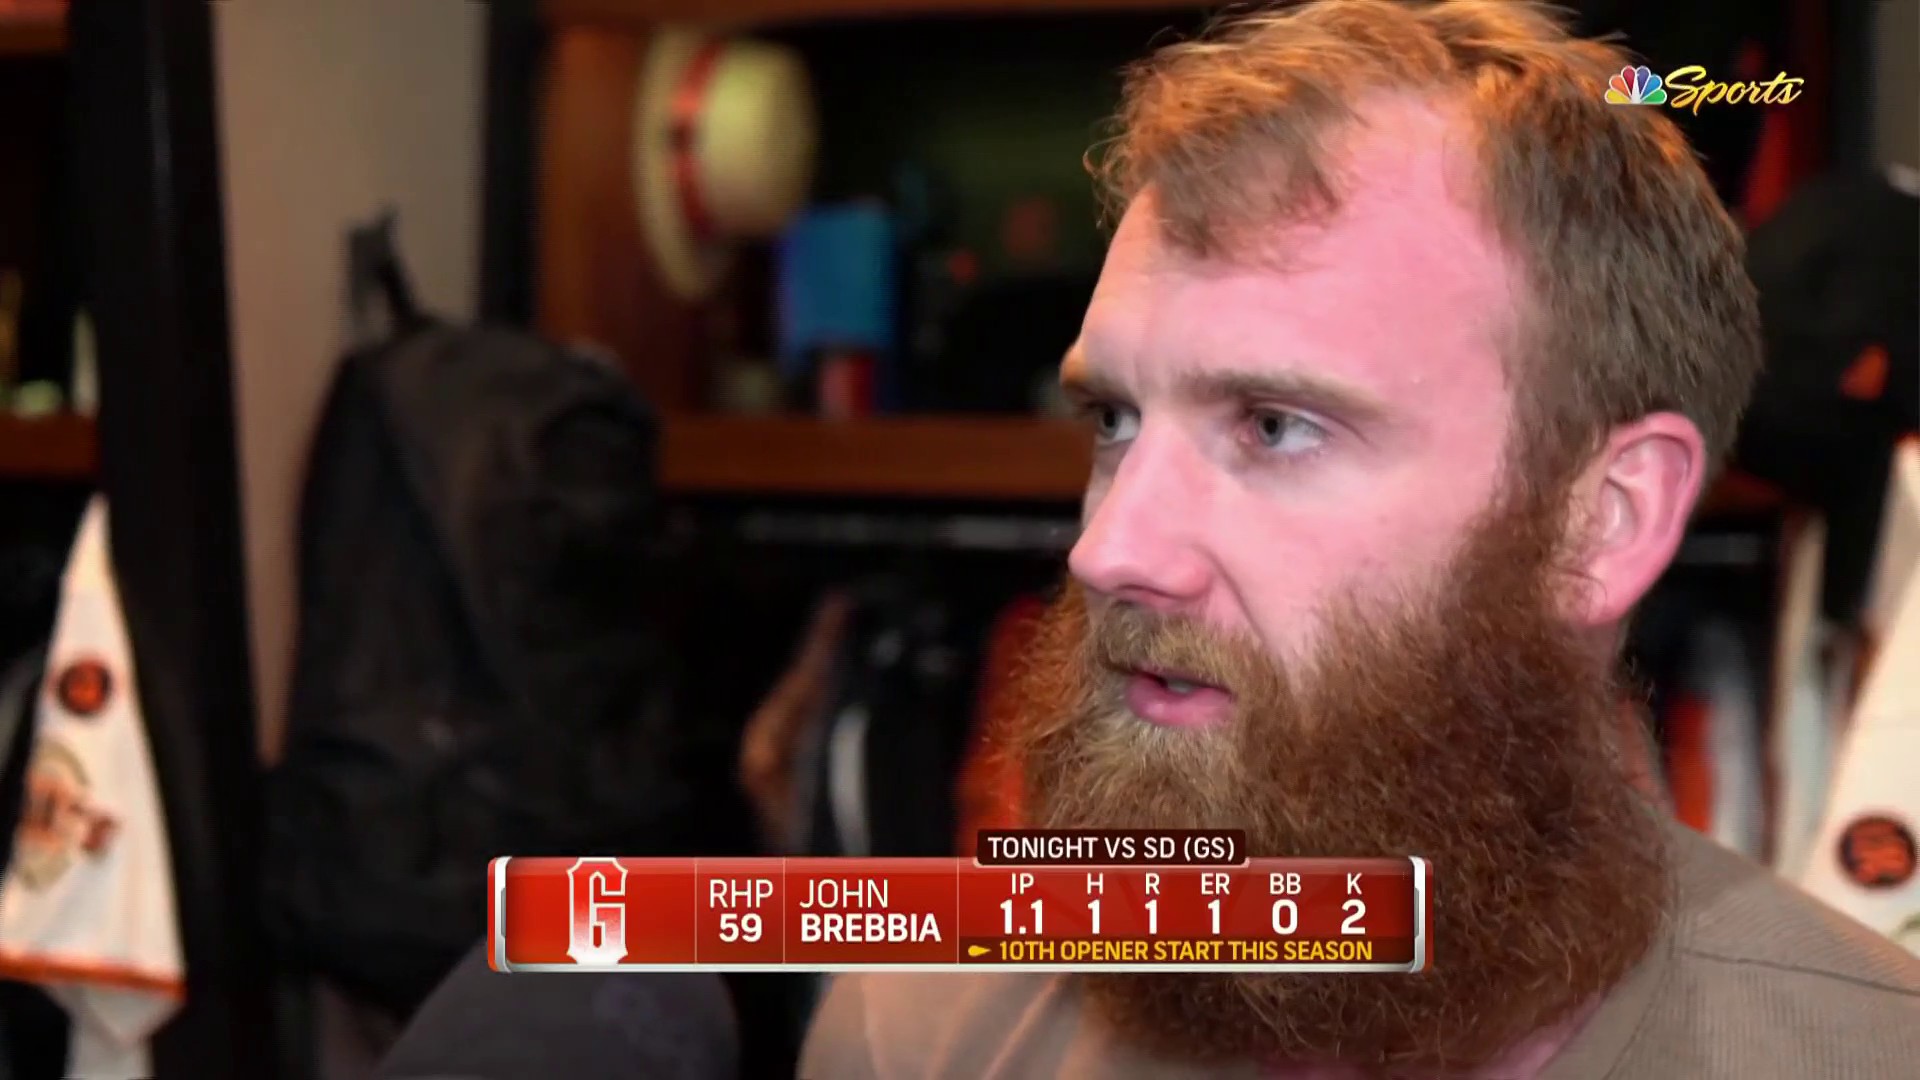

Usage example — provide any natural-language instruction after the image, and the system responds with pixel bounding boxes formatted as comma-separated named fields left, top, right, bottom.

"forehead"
left=1074, top=97, right=1520, bottom=411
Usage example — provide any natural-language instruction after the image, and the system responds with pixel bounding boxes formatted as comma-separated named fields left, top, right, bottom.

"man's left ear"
left=1566, top=413, right=1706, bottom=627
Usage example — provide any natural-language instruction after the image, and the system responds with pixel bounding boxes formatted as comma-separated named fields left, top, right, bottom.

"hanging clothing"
left=793, top=575, right=990, bottom=860
left=1767, top=516, right=1843, bottom=882
left=1739, top=171, right=1920, bottom=624
left=0, top=498, right=184, bottom=1077
left=1800, top=442, right=1920, bottom=952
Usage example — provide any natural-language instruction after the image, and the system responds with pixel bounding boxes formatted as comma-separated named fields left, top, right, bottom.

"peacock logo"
left=1605, top=65, right=1667, bottom=106
left=1606, top=63, right=1804, bottom=113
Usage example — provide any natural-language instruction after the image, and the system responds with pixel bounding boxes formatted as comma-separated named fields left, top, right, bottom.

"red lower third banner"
left=489, top=856, right=1427, bottom=973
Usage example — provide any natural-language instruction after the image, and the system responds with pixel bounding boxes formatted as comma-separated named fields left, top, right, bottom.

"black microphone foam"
left=377, top=943, right=740, bottom=1080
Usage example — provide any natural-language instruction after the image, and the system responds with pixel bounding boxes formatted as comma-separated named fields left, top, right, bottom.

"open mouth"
left=1148, top=670, right=1215, bottom=694
left=1119, top=665, right=1234, bottom=728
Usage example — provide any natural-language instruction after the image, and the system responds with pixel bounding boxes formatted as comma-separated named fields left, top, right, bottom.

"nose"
left=1068, top=436, right=1213, bottom=612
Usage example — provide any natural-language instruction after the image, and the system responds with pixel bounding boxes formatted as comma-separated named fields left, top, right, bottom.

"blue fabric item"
left=776, top=204, right=897, bottom=377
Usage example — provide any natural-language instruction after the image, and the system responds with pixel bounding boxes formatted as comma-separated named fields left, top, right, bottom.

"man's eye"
left=1248, top=410, right=1327, bottom=455
left=1085, top=403, right=1141, bottom=445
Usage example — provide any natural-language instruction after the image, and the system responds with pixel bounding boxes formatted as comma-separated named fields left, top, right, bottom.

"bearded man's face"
left=1046, top=132, right=1671, bottom=1070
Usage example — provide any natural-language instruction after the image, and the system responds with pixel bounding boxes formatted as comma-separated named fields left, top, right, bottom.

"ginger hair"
left=1091, top=0, right=1762, bottom=483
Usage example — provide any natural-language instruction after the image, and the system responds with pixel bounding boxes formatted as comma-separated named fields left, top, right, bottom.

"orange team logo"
left=567, top=856, right=631, bottom=965
left=13, top=740, right=119, bottom=890
left=1837, top=815, right=1917, bottom=890
left=53, top=657, right=114, bottom=718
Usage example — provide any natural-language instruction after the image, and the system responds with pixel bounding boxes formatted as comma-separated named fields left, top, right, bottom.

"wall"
left=1878, top=0, right=1919, bottom=170
left=214, top=0, right=485, bottom=759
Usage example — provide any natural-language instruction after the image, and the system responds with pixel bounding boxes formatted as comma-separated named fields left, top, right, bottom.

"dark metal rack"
left=479, top=0, right=542, bottom=328
left=68, top=1, right=273, bottom=1077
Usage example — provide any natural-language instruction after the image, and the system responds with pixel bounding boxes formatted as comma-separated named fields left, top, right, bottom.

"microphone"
left=377, top=943, right=739, bottom=1080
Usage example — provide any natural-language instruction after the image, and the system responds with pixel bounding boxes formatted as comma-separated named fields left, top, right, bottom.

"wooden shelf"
left=661, top=414, right=1793, bottom=517
left=661, top=414, right=1091, bottom=500
left=0, top=5, right=66, bottom=57
left=0, top=412, right=96, bottom=480
left=546, top=0, right=1198, bottom=28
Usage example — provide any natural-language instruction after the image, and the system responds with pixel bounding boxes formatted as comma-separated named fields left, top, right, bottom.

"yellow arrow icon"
left=967, top=945, right=991, bottom=958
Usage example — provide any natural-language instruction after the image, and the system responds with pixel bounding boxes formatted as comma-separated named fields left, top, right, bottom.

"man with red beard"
left=801, top=1, right=1920, bottom=1077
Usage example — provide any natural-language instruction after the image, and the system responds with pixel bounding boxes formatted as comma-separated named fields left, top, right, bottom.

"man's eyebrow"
left=1173, top=367, right=1388, bottom=423
left=1058, top=364, right=1128, bottom=405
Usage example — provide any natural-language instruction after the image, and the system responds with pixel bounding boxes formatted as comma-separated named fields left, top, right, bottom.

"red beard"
left=1011, top=489, right=1669, bottom=1073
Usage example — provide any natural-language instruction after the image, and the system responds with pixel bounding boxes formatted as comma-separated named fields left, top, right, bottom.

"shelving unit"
left=0, top=412, right=95, bottom=479
left=539, top=0, right=1791, bottom=521
left=0, top=4, right=65, bottom=57
left=657, top=413, right=1786, bottom=517
left=661, top=414, right=1091, bottom=499
left=0, top=1, right=76, bottom=479
left=535, top=0, right=1174, bottom=507
left=547, top=0, right=1193, bottom=26
left=0, top=3, right=78, bottom=481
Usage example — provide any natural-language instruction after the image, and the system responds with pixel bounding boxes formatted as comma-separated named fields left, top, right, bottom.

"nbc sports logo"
left=1605, top=65, right=1666, bottom=106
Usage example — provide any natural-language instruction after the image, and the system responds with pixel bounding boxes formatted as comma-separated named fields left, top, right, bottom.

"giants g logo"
left=566, top=857, right=631, bottom=966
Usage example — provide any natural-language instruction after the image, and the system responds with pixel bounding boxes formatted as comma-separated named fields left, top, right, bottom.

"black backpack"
left=262, top=285, right=702, bottom=1016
